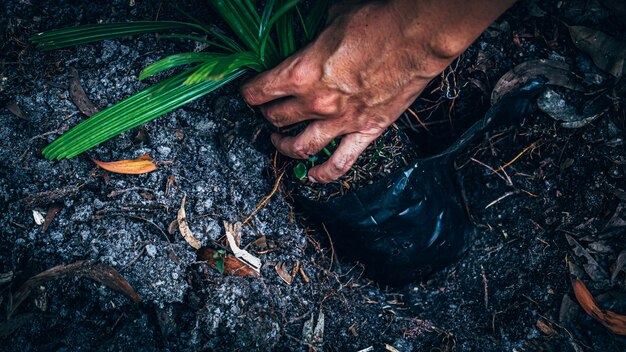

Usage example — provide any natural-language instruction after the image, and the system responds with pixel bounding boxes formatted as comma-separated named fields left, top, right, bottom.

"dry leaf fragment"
left=568, top=25, right=626, bottom=78
left=224, top=221, right=261, bottom=273
left=32, top=209, right=45, bottom=225
left=385, top=344, right=400, bottom=352
left=42, top=203, right=62, bottom=234
left=6, top=101, right=27, bottom=120
left=536, top=319, right=556, bottom=335
left=69, top=67, right=99, bottom=116
left=177, top=193, right=201, bottom=249
left=611, top=250, right=626, bottom=283
left=491, top=59, right=584, bottom=105
left=9, top=260, right=140, bottom=318
left=274, top=262, right=295, bottom=285
left=197, top=248, right=259, bottom=276
left=302, top=310, right=324, bottom=348
left=572, top=277, right=626, bottom=335
left=92, top=153, right=157, bottom=175
left=0, top=271, right=13, bottom=285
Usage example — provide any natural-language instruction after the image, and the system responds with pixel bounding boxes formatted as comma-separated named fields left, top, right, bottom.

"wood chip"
left=42, top=203, right=62, bottom=234
left=177, top=193, right=201, bottom=249
left=536, top=319, right=556, bottom=335
left=69, top=67, right=99, bottom=116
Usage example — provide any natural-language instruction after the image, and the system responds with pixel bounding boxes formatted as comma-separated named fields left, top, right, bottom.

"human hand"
left=242, top=0, right=516, bottom=183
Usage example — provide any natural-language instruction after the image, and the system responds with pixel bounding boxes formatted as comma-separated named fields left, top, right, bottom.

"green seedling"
left=212, top=249, right=227, bottom=274
left=31, top=0, right=328, bottom=160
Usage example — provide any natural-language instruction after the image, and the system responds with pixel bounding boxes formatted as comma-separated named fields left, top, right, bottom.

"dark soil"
left=285, top=125, right=420, bottom=201
left=1, top=0, right=625, bottom=351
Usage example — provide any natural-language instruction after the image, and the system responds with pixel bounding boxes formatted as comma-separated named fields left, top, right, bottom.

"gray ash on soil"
left=1, top=0, right=626, bottom=351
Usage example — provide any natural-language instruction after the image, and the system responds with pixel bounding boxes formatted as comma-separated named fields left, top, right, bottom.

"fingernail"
left=308, top=175, right=318, bottom=183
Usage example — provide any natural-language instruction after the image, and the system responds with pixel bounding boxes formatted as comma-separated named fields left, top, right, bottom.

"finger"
left=271, top=121, right=344, bottom=160
left=308, top=132, right=378, bottom=184
left=240, top=56, right=309, bottom=106
left=260, top=97, right=316, bottom=128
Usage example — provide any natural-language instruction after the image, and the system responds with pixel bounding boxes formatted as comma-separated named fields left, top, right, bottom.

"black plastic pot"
left=298, top=83, right=543, bottom=285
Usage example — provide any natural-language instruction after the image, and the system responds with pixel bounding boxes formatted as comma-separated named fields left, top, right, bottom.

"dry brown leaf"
left=167, top=219, right=178, bottom=235
left=42, top=203, right=62, bottom=234
left=10, top=261, right=140, bottom=318
left=197, top=248, right=259, bottom=277
left=92, top=153, right=157, bottom=175
left=275, top=261, right=296, bottom=285
left=177, top=193, right=201, bottom=249
left=250, top=235, right=267, bottom=250
left=224, top=221, right=262, bottom=273
left=568, top=25, right=626, bottom=78
left=69, top=67, right=99, bottom=116
left=572, top=277, right=626, bottom=335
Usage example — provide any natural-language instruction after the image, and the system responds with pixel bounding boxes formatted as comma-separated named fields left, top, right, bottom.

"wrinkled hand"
left=242, top=0, right=506, bottom=183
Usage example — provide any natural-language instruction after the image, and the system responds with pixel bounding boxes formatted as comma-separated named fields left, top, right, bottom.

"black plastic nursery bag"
left=298, top=83, right=543, bottom=285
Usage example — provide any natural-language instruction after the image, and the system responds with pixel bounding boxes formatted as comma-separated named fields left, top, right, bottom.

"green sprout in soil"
left=31, top=0, right=328, bottom=160
left=213, top=249, right=226, bottom=274
left=292, top=138, right=339, bottom=181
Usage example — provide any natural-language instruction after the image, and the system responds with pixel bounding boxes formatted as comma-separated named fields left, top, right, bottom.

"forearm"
left=390, top=0, right=517, bottom=64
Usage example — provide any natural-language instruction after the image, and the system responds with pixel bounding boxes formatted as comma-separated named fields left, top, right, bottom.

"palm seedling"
left=30, top=0, right=327, bottom=160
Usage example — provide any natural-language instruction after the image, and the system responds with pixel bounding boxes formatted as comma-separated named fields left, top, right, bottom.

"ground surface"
left=1, top=0, right=625, bottom=351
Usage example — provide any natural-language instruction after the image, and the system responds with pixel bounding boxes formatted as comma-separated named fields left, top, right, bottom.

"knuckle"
left=292, top=142, right=310, bottom=159
left=330, top=157, right=351, bottom=176
left=241, top=86, right=260, bottom=105
left=310, top=94, right=339, bottom=116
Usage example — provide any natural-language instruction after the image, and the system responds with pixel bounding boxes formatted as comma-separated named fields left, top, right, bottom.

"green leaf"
left=157, top=34, right=237, bottom=53
left=183, top=51, right=263, bottom=84
left=209, top=0, right=261, bottom=53
left=139, top=52, right=225, bottom=80
left=276, top=0, right=296, bottom=57
left=216, top=257, right=225, bottom=274
left=30, top=21, right=207, bottom=50
left=43, top=68, right=246, bottom=159
left=258, top=0, right=300, bottom=66
left=304, top=0, right=328, bottom=41
left=294, top=162, right=307, bottom=180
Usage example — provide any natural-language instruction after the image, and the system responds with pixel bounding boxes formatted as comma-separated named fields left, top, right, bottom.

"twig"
left=495, top=141, right=538, bottom=173
left=484, top=191, right=516, bottom=209
left=321, top=223, right=335, bottom=272
left=481, top=264, right=489, bottom=309
left=471, top=158, right=511, bottom=185
left=406, top=108, right=431, bottom=133
left=243, top=169, right=285, bottom=224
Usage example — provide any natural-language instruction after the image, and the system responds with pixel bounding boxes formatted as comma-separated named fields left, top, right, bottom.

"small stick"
left=321, top=223, right=335, bottom=272
left=470, top=157, right=509, bottom=184
left=407, top=108, right=431, bottom=133
left=485, top=191, right=516, bottom=209
left=495, top=141, right=538, bottom=173
left=481, top=264, right=489, bottom=309
left=243, top=170, right=285, bottom=224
